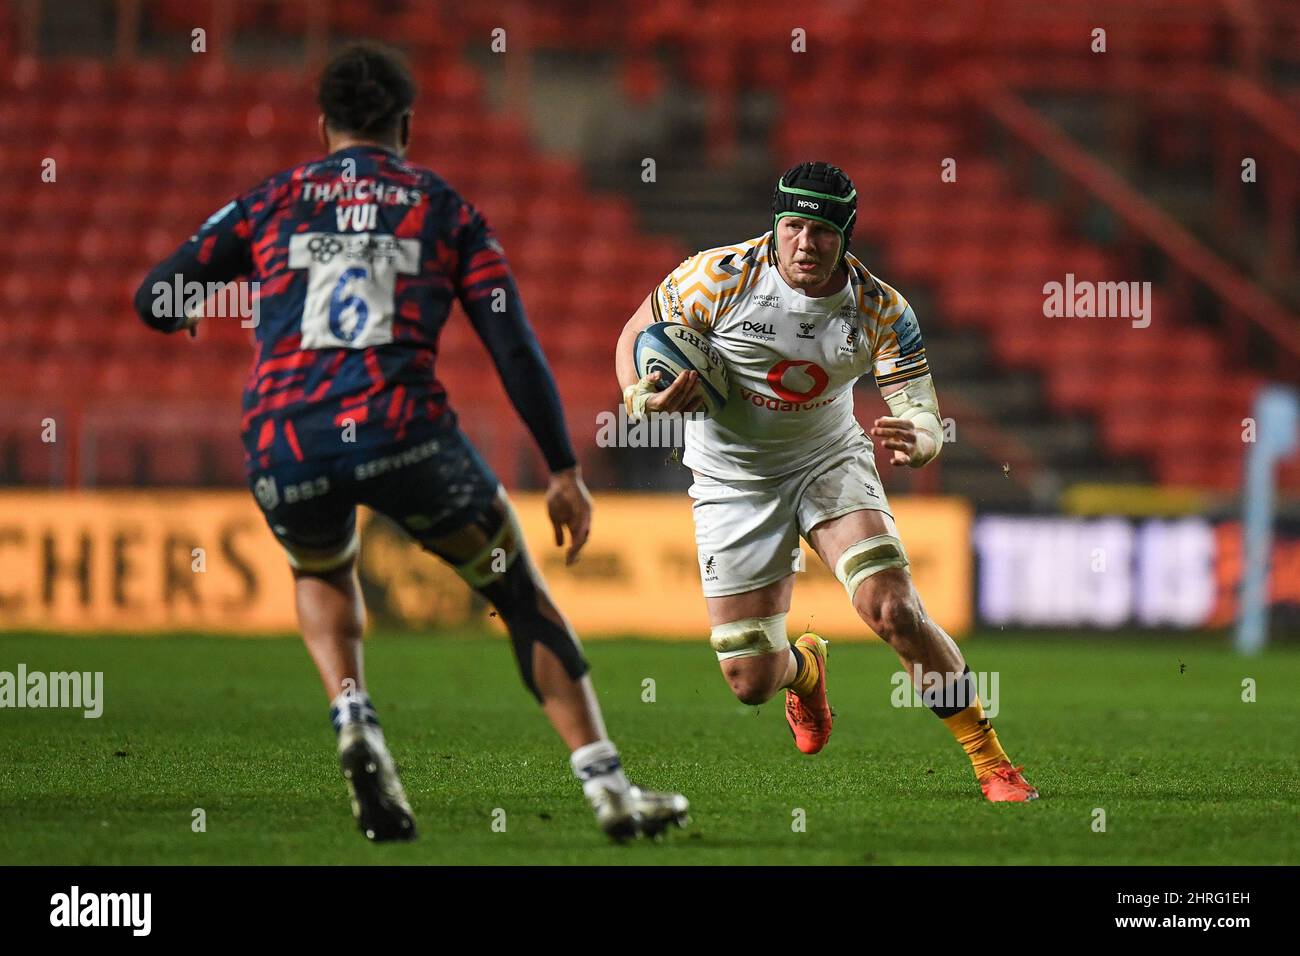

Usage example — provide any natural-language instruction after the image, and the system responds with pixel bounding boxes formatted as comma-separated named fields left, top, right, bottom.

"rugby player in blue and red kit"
left=133, top=42, right=686, bottom=843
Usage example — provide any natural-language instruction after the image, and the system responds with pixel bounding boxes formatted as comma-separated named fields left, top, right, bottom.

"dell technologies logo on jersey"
left=741, top=320, right=776, bottom=342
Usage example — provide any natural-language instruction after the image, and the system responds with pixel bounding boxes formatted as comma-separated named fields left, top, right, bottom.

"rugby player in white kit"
left=615, top=162, right=1037, bottom=802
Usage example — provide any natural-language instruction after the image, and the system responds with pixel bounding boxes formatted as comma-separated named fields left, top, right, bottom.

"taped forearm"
left=883, top=373, right=943, bottom=466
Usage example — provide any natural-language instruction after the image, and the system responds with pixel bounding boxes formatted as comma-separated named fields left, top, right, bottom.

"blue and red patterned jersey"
left=135, top=144, right=575, bottom=474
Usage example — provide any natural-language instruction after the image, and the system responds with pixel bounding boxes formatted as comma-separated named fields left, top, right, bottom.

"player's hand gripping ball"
left=632, top=323, right=730, bottom=419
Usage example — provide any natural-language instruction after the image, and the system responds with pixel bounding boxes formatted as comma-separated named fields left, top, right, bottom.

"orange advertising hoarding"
left=500, top=494, right=973, bottom=639
left=0, top=491, right=297, bottom=633
left=0, top=492, right=972, bottom=638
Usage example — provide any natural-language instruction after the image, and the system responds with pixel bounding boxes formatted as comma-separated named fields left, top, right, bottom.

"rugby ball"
left=634, top=323, right=730, bottom=419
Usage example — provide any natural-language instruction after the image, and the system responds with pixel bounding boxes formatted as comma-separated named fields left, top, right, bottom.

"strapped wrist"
left=623, top=378, right=656, bottom=420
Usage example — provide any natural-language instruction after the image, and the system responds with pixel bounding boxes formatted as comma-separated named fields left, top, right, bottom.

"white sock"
left=570, top=739, right=631, bottom=798
left=329, top=688, right=379, bottom=734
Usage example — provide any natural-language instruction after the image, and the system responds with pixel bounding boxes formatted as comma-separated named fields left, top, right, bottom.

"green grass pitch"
left=1, top=631, right=1296, bottom=865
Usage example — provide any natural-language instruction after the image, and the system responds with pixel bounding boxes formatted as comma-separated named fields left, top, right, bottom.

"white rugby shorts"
left=688, top=428, right=892, bottom=597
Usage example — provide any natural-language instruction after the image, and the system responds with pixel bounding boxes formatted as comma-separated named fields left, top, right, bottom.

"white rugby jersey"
left=651, top=232, right=930, bottom=480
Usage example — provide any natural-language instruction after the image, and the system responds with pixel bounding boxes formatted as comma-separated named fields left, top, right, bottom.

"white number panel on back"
left=288, top=232, right=420, bottom=349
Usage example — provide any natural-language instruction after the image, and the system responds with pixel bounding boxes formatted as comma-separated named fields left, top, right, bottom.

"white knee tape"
left=835, top=534, right=909, bottom=599
left=710, top=613, right=789, bottom=661
left=283, top=528, right=360, bottom=573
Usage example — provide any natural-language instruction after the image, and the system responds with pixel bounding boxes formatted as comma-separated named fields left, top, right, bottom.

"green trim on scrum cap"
left=774, top=181, right=857, bottom=236
left=777, top=182, right=858, bottom=204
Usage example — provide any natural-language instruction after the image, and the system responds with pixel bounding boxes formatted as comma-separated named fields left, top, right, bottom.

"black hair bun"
left=318, top=42, right=416, bottom=139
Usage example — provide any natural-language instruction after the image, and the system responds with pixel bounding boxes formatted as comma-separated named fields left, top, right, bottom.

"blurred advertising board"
left=0, top=491, right=297, bottom=634
left=974, top=515, right=1300, bottom=631
left=0, top=491, right=972, bottom=639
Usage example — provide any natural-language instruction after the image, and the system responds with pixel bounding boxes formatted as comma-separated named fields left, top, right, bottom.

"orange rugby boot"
left=785, top=633, right=832, bottom=754
left=980, top=762, right=1040, bottom=802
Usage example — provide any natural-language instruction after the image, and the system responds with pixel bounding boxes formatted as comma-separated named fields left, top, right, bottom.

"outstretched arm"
left=133, top=198, right=253, bottom=334
left=454, top=204, right=589, bottom=562
left=454, top=209, right=577, bottom=476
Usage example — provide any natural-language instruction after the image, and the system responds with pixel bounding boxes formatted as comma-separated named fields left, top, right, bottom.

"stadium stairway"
left=1030, top=82, right=1300, bottom=316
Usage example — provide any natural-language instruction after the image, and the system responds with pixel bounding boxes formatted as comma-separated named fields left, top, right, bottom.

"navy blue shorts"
left=247, top=427, right=501, bottom=573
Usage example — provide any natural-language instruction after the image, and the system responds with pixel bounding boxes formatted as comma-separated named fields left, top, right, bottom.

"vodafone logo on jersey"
left=741, top=360, right=836, bottom=412
left=766, top=359, right=829, bottom=402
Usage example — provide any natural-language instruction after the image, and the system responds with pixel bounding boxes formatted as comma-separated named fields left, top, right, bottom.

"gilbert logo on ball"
left=634, top=323, right=730, bottom=419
